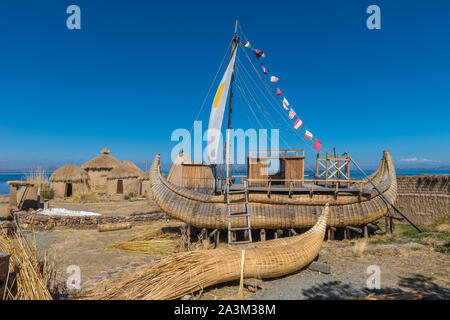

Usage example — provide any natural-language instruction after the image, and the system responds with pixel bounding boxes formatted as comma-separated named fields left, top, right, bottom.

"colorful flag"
left=270, top=76, right=279, bottom=83
left=288, top=108, right=296, bottom=119
left=293, top=118, right=303, bottom=130
left=244, top=40, right=251, bottom=48
left=253, top=49, right=266, bottom=59
left=282, top=97, right=289, bottom=110
left=262, top=65, right=268, bottom=75
left=314, top=138, right=321, bottom=151
left=277, top=87, right=282, bottom=96
left=304, top=130, right=313, bottom=141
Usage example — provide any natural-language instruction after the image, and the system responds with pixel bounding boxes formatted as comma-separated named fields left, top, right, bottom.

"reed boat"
left=150, top=21, right=406, bottom=244
left=84, top=204, right=329, bottom=300
left=150, top=150, right=396, bottom=230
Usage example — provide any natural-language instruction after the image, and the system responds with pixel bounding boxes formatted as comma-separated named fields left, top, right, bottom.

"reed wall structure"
left=395, top=174, right=450, bottom=224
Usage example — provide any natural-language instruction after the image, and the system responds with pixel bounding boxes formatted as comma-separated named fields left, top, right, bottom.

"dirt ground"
left=28, top=216, right=449, bottom=300
left=34, top=220, right=182, bottom=290
left=4, top=195, right=448, bottom=300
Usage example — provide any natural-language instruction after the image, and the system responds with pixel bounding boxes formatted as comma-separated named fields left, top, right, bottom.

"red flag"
left=293, top=118, right=303, bottom=130
left=314, top=138, right=321, bottom=151
left=304, top=130, right=313, bottom=141
left=261, top=65, right=268, bottom=75
left=276, top=87, right=282, bottom=96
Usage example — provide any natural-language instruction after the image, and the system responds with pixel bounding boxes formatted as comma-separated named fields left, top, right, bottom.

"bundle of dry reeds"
left=107, top=228, right=181, bottom=255
left=0, top=225, right=56, bottom=300
left=82, top=204, right=329, bottom=300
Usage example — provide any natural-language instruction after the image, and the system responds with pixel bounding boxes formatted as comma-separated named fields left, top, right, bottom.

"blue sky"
left=0, top=0, right=449, bottom=170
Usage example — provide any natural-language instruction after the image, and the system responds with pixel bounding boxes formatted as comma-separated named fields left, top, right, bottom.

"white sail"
left=206, top=46, right=238, bottom=164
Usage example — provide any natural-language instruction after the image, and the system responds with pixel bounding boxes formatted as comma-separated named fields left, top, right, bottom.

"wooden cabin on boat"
left=247, top=149, right=305, bottom=187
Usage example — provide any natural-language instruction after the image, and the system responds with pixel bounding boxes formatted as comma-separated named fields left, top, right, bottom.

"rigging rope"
left=189, top=38, right=233, bottom=135
left=236, top=25, right=331, bottom=158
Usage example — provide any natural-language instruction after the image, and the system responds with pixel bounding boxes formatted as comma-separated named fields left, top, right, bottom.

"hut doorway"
left=65, top=183, right=73, bottom=197
left=117, top=180, right=124, bottom=194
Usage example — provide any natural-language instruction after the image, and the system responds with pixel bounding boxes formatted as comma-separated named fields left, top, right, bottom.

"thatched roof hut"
left=167, top=152, right=192, bottom=185
left=50, top=164, right=89, bottom=183
left=122, top=161, right=144, bottom=175
left=82, top=148, right=121, bottom=191
left=138, top=170, right=151, bottom=197
left=50, top=164, right=90, bottom=198
left=106, top=163, right=142, bottom=195
left=82, top=148, right=121, bottom=171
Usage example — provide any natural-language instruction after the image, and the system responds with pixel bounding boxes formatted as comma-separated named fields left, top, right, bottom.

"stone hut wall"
left=52, top=181, right=89, bottom=198
left=86, top=169, right=111, bottom=192
left=395, top=175, right=450, bottom=224
left=14, top=211, right=166, bottom=230
left=106, top=178, right=140, bottom=195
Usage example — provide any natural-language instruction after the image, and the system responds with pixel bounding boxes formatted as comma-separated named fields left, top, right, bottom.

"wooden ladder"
left=226, top=181, right=252, bottom=246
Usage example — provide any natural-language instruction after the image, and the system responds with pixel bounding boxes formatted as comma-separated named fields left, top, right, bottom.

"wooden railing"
left=246, top=177, right=365, bottom=198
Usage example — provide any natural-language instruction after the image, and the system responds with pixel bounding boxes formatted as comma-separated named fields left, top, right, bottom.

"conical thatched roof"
left=107, top=163, right=142, bottom=180
left=167, top=152, right=192, bottom=183
left=82, top=148, right=121, bottom=170
left=139, top=170, right=150, bottom=181
left=122, top=161, right=144, bottom=175
left=50, top=164, right=89, bottom=183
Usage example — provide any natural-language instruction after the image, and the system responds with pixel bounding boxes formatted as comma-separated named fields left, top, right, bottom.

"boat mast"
left=225, top=20, right=239, bottom=184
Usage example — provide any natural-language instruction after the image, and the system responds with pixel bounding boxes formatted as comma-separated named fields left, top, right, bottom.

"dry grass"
left=72, top=188, right=97, bottom=204
left=0, top=225, right=57, bottom=300
left=107, top=229, right=180, bottom=255
left=353, top=239, right=367, bottom=257
left=24, top=167, right=49, bottom=186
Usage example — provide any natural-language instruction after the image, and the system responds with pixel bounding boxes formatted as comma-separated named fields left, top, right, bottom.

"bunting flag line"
left=304, top=130, right=313, bottom=141
left=242, top=37, right=325, bottom=152
left=314, top=138, right=321, bottom=151
left=261, top=65, right=268, bottom=75
left=288, top=108, right=296, bottom=119
left=282, top=97, right=289, bottom=110
left=293, top=118, right=304, bottom=130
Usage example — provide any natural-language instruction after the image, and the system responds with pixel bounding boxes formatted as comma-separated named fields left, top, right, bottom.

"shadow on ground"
left=301, top=274, right=450, bottom=300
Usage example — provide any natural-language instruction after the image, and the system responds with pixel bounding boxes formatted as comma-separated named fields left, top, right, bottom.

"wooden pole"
left=385, top=216, right=391, bottom=235
left=260, top=229, right=266, bottom=241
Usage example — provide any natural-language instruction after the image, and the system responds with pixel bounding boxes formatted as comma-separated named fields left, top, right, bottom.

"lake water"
left=1, top=169, right=449, bottom=195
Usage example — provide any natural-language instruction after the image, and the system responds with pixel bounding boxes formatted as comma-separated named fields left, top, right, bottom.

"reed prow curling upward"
left=85, top=204, right=329, bottom=300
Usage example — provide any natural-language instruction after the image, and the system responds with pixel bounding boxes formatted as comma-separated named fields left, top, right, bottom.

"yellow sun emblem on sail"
left=213, top=82, right=225, bottom=109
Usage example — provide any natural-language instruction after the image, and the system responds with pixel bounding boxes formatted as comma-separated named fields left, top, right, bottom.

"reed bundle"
left=98, top=222, right=132, bottom=232
left=107, top=239, right=178, bottom=255
left=82, top=204, right=329, bottom=300
left=0, top=226, right=56, bottom=300
left=107, top=228, right=181, bottom=254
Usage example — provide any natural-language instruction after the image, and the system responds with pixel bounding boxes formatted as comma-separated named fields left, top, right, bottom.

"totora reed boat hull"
left=83, top=205, right=329, bottom=300
left=149, top=150, right=397, bottom=229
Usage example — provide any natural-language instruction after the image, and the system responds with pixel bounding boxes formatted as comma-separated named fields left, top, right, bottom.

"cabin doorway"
left=117, top=180, right=124, bottom=194
left=65, top=183, right=73, bottom=197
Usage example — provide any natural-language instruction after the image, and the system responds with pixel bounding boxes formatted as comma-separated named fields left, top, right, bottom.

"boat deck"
left=228, top=183, right=373, bottom=197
